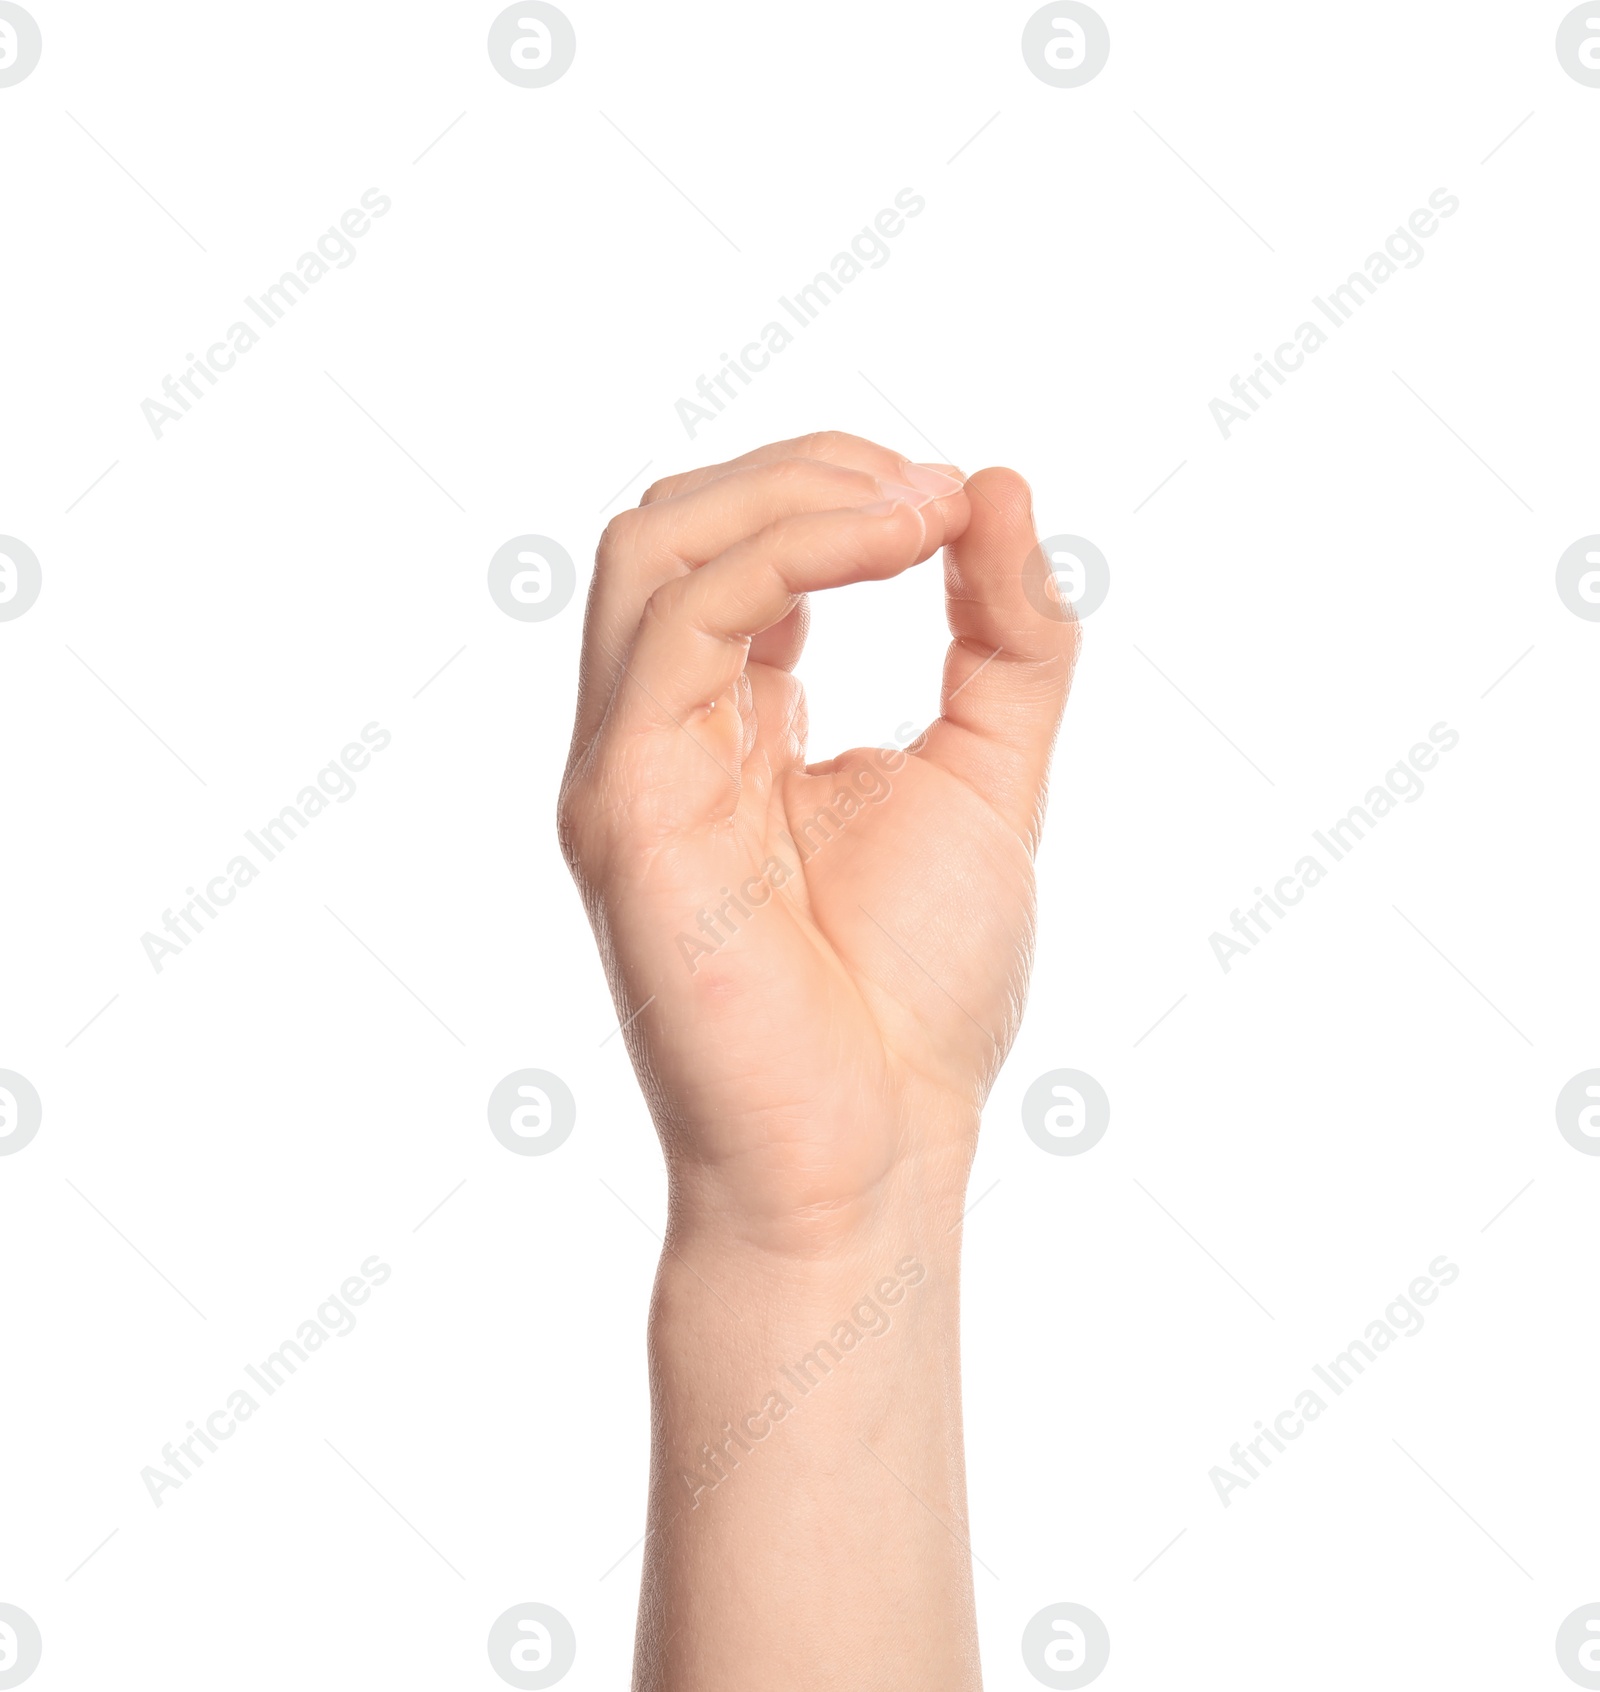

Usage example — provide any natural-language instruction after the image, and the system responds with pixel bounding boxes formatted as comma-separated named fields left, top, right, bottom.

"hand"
left=559, top=431, right=1080, bottom=1250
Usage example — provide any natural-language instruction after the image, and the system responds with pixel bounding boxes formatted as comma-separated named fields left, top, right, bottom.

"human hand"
left=559, top=431, right=1080, bottom=1252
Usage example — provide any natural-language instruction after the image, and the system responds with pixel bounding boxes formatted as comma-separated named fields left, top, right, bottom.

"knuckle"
left=597, top=505, right=644, bottom=560
left=798, top=428, right=854, bottom=460
left=764, top=455, right=816, bottom=491
left=555, top=782, right=590, bottom=870
left=639, top=475, right=678, bottom=505
left=642, top=575, right=691, bottom=628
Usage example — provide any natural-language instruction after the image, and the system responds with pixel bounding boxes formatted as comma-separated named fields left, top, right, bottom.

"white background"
left=2, top=2, right=1597, bottom=1687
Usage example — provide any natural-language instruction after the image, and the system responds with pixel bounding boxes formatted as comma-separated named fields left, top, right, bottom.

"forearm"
left=633, top=1173, right=981, bottom=1691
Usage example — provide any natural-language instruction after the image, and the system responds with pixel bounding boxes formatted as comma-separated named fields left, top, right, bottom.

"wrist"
left=646, top=1202, right=965, bottom=1507
left=660, top=1115, right=979, bottom=1266
left=652, top=1218, right=959, bottom=1340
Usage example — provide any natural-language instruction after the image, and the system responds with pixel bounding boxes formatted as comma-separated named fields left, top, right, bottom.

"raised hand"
left=560, top=431, right=1080, bottom=1250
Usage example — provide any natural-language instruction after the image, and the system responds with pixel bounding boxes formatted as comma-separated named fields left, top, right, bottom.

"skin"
left=559, top=430, right=1080, bottom=1690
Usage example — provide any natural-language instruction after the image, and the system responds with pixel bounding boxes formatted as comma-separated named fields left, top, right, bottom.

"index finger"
left=642, top=429, right=960, bottom=505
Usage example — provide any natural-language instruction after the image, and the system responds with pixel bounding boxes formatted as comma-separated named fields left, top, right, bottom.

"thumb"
left=916, top=467, right=1082, bottom=842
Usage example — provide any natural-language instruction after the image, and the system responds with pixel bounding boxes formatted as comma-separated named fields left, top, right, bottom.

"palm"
left=609, top=664, right=1039, bottom=1220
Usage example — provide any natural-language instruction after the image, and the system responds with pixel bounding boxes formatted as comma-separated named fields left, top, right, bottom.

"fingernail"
left=900, top=462, right=965, bottom=497
left=870, top=481, right=940, bottom=510
left=860, top=497, right=911, bottom=516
